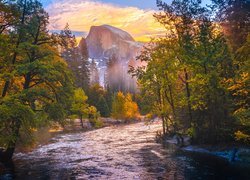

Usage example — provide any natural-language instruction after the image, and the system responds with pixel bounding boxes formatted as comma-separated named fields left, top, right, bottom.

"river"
left=9, top=121, right=250, bottom=179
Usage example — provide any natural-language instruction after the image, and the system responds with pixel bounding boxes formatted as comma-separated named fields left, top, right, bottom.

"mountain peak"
left=101, top=25, right=135, bottom=41
left=83, top=25, right=142, bottom=90
left=85, top=25, right=141, bottom=59
left=88, top=25, right=135, bottom=42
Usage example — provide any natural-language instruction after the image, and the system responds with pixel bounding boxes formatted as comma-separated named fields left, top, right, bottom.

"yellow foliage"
left=112, top=92, right=139, bottom=120
left=88, top=106, right=98, bottom=116
left=235, top=131, right=250, bottom=143
left=124, top=94, right=139, bottom=119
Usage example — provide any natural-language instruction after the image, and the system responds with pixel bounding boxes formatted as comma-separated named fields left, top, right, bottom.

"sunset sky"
left=41, top=0, right=211, bottom=42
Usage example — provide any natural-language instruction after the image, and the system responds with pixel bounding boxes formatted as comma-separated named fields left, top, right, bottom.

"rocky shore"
left=163, top=135, right=250, bottom=164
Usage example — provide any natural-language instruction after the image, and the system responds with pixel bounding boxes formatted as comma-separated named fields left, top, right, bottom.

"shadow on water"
left=139, top=141, right=250, bottom=180
left=0, top=161, right=15, bottom=180
left=178, top=149, right=250, bottom=180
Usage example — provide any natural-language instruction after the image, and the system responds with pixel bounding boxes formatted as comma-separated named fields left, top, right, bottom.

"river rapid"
left=10, top=121, right=250, bottom=179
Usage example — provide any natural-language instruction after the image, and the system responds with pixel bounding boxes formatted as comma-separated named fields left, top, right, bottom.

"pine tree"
left=78, top=38, right=90, bottom=91
left=212, top=0, right=250, bottom=51
left=0, top=0, right=18, bottom=34
left=59, top=24, right=83, bottom=87
left=89, top=59, right=100, bottom=85
left=97, top=95, right=110, bottom=117
left=106, top=54, right=125, bottom=92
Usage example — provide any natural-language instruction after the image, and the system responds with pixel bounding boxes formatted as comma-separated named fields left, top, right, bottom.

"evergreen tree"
left=86, top=84, right=111, bottom=117
left=87, top=84, right=103, bottom=107
left=59, top=24, right=83, bottom=88
left=97, top=95, right=110, bottom=117
left=89, top=59, right=99, bottom=85
left=59, top=25, right=90, bottom=91
left=0, top=0, right=18, bottom=34
left=105, top=86, right=114, bottom=114
left=106, top=54, right=125, bottom=92
left=78, top=38, right=90, bottom=91
left=212, top=0, right=250, bottom=51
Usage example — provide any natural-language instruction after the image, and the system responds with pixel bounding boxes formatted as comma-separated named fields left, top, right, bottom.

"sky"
left=41, top=0, right=161, bottom=10
left=41, top=0, right=211, bottom=42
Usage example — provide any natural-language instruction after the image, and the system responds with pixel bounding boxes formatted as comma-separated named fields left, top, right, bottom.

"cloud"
left=46, top=0, right=166, bottom=41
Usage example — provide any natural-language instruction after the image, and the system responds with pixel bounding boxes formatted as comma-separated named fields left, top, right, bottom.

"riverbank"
left=182, top=145, right=250, bottom=164
left=162, top=135, right=250, bottom=165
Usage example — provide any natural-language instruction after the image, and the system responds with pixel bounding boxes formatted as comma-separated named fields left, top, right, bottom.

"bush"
left=88, top=106, right=103, bottom=128
left=235, top=131, right=250, bottom=144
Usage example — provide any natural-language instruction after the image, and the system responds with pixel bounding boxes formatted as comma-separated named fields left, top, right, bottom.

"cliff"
left=85, top=25, right=142, bottom=61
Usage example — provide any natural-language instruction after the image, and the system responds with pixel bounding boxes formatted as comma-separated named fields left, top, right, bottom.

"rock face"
left=85, top=25, right=142, bottom=61
left=80, top=25, right=142, bottom=92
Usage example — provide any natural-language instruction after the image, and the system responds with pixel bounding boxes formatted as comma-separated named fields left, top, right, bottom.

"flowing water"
left=9, top=121, right=250, bottom=179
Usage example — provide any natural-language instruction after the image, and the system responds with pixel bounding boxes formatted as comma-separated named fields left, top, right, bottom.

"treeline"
left=131, top=0, right=249, bottom=144
left=85, top=84, right=139, bottom=120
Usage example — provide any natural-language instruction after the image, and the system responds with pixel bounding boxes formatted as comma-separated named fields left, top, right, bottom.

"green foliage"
left=60, top=25, right=90, bottom=91
left=111, top=92, right=126, bottom=119
left=97, top=96, right=110, bottom=117
left=71, top=88, right=89, bottom=119
left=130, top=0, right=249, bottom=144
left=0, top=0, right=74, bottom=154
left=87, top=84, right=111, bottom=117
left=227, top=34, right=250, bottom=141
left=0, top=97, right=35, bottom=146
left=88, top=106, right=103, bottom=128
left=70, top=88, right=103, bottom=128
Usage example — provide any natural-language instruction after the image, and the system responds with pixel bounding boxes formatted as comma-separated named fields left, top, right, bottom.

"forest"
left=130, top=0, right=249, bottom=145
left=0, top=0, right=249, bottom=178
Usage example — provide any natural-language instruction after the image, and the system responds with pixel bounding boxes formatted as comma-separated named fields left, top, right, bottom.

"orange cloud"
left=46, top=0, right=166, bottom=42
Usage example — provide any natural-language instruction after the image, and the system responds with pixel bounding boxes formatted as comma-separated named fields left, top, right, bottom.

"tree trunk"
left=80, top=115, right=84, bottom=128
left=1, top=80, right=10, bottom=97
left=165, top=85, right=177, bottom=132
left=0, top=147, right=15, bottom=163
left=164, top=117, right=169, bottom=133
left=162, top=116, right=166, bottom=135
left=0, top=120, right=21, bottom=163
left=184, top=68, right=192, bottom=128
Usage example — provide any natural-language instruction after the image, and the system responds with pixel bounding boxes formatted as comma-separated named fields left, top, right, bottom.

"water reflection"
left=8, top=121, right=250, bottom=179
